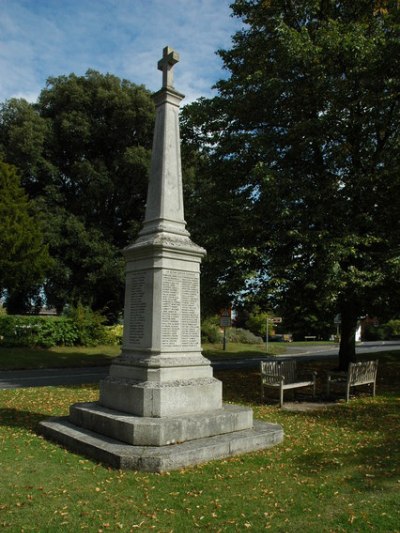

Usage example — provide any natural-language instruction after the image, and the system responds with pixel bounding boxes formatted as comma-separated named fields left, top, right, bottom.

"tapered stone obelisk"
left=39, top=47, right=283, bottom=471
left=99, top=46, right=222, bottom=417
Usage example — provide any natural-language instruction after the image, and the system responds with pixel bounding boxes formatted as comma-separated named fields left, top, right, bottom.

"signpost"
left=334, top=314, right=341, bottom=341
left=220, top=309, right=232, bottom=350
left=266, top=317, right=282, bottom=354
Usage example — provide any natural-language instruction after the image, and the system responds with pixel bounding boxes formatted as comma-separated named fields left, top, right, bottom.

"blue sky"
left=0, top=0, right=242, bottom=104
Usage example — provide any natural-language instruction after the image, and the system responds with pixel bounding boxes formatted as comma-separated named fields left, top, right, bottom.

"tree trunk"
left=338, top=301, right=358, bottom=371
left=5, top=290, right=31, bottom=315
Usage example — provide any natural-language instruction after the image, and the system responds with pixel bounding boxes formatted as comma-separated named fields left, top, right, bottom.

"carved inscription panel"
left=161, top=269, right=200, bottom=348
left=126, top=271, right=148, bottom=347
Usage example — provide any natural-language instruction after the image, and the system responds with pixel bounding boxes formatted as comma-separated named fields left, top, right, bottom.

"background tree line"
left=0, top=71, right=154, bottom=321
left=1, top=1, right=400, bottom=369
left=181, top=0, right=400, bottom=368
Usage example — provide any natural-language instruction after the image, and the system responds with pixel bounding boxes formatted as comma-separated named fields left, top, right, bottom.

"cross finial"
left=158, top=46, right=179, bottom=88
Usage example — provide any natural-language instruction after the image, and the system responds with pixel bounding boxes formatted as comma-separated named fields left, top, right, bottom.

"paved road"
left=212, top=340, right=400, bottom=369
left=0, top=366, right=109, bottom=389
left=0, top=341, right=399, bottom=389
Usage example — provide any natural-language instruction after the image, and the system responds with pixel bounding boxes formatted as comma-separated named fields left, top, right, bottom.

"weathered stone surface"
left=69, top=402, right=253, bottom=446
left=99, top=376, right=222, bottom=417
left=39, top=417, right=284, bottom=472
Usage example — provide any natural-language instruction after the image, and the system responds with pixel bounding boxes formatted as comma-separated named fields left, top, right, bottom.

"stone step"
left=69, top=402, right=254, bottom=446
left=39, top=417, right=284, bottom=472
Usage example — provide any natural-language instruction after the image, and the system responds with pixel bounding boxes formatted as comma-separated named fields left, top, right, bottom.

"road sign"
left=334, top=314, right=341, bottom=325
left=220, top=308, right=232, bottom=328
left=270, top=317, right=282, bottom=324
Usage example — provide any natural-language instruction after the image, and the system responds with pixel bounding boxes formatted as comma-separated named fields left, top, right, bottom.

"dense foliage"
left=0, top=71, right=155, bottom=320
left=0, top=161, right=50, bottom=311
left=182, top=0, right=400, bottom=368
left=0, top=306, right=121, bottom=348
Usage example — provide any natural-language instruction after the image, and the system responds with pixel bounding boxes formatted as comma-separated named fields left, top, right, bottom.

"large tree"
left=0, top=161, right=50, bottom=312
left=0, top=71, right=155, bottom=319
left=182, top=0, right=400, bottom=368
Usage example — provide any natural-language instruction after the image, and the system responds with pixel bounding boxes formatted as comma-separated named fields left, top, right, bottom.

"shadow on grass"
left=217, top=366, right=400, bottom=490
left=0, top=407, right=48, bottom=431
left=285, top=397, right=400, bottom=489
left=216, top=369, right=264, bottom=404
left=215, top=357, right=400, bottom=405
left=205, top=349, right=269, bottom=359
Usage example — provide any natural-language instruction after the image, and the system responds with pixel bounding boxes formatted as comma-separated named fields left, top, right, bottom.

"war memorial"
left=40, top=47, right=283, bottom=472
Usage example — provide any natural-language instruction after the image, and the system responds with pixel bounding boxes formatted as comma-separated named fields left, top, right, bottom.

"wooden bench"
left=326, top=360, right=378, bottom=401
left=260, top=360, right=317, bottom=407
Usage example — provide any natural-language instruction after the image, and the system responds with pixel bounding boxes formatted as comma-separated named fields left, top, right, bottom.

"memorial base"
left=99, top=376, right=222, bottom=417
left=39, top=406, right=283, bottom=472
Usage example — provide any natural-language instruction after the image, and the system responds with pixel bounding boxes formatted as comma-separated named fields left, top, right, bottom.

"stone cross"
left=157, top=46, right=179, bottom=88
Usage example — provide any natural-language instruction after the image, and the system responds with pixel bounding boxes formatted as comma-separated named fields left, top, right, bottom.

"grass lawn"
left=0, top=343, right=288, bottom=371
left=0, top=354, right=399, bottom=531
left=202, top=342, right=286, bottom=358
left=0, top=345, right=120, bottom=370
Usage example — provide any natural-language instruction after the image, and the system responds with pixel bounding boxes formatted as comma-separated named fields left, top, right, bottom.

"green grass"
left=0, top=343, right=287, bottom=371
left=0, top=345, right=120, bottom=370
left=0, top=356, right=399, bottom=531
left=202, top=342, right=286, bottom=358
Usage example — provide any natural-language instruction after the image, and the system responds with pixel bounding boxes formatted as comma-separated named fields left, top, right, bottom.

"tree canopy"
left=0, top=161, right=50, bottom=311
left=182, top=0, right=400, bottom=368
left=0, top=70, right=155, bottom=319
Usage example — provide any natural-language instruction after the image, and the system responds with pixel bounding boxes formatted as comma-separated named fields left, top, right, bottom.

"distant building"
left=38, top=308, right=58, bottom=316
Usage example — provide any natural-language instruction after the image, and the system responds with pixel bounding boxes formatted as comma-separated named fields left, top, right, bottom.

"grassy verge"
left=0, top=345, right=120, bottom=370
left=0, top=357, right=399, bottom=531
left=202, top=342, right=286, bottom=358
left=0, top=343, right=287, bottom=371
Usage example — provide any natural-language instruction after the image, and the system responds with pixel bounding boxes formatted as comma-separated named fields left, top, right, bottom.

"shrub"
left=102, top=324, right=123, bottom=345
left=386, top=319, right=400, bottom=338
left=363, top=324, right=388, bottom=341
left=0, top=315, right=78, bottom=347
left=201, top=316, right=263, bottom=345
left=63, top=304, right=107, bottom=346
left=228, top=327, right=263, bottom=344
left=0, top=305, right=110, bottom=347
left=34, top=318, right=78, bottom=347
left=245, top=308, right=274, bottom=338
left=201, top=316, right=222, bottom=344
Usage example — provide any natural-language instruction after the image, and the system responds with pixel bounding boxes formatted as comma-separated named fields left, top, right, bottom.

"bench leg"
left=326, top=376, right=331, bottom=398
left=372, top=381, right=376, bottom=397
left=279, top=385, right=284, bottom=408
left=346, top=382, right=350, bottom=402
left=312, top=379, right=316, bottom=399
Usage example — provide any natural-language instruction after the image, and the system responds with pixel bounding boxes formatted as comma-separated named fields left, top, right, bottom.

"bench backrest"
left=261, top=360, right=297, bottom=383
left=348, top=360, right=378, bottom=385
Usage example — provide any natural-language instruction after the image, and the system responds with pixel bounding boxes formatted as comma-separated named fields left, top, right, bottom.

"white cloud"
left=0, top=0, right=241, bottom=104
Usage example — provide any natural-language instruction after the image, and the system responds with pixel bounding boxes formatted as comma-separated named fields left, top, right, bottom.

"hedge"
left=0, top=313, right=123, bottom=348
left=0, top=315, right=78, bottom=347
